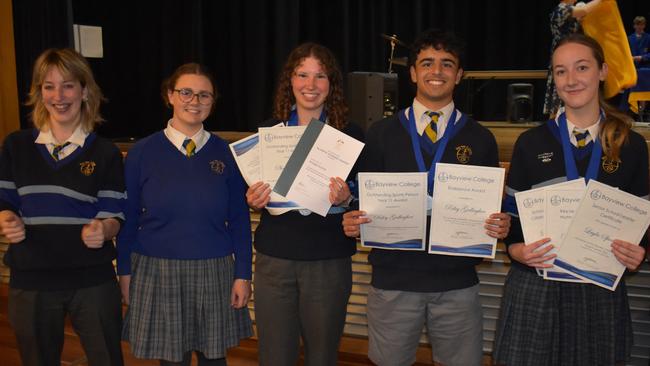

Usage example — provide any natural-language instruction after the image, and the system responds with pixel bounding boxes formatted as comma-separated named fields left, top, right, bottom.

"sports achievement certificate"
left=428, top=163, right=505, bottom=258
left=554, top=180, right=650, bottom=291
left=359, top=172, right=428, bottom=250
left=258, top=126, right=306, bottom=212
left=274, top=119, right=364, bottom=217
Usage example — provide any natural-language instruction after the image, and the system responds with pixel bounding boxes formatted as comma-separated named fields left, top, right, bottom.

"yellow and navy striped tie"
left=572, top=128, right=590, bottom=148
left=182, top=138, right=196, bottom=157
left=424, top=111, right=441, bottom=144
left=52, top=141, right=71, bottom=161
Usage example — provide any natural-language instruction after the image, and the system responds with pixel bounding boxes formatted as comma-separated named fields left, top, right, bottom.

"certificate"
left=274, top=119, right=364, bottom=217
left=554, top=180, right=650, bottom=291
left=259, top=125, right=306, bottom=211
left=359, top=172, right=428, bottom=250
left=543, top=186, right=586, bottom=283
left=515, top=178, right=585, bottom=277
left=229, top=122, right=284, bottom=186
left=428, top=163, right=505, bottom=258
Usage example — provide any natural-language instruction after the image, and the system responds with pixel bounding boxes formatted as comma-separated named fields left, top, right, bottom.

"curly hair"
left=272, top=43, right=348, bottom=130
left=554, top=33, right=631, bottom=161
left=408, top=29, right=466, bottom=70
left=26, top=48, right=105, bottom=132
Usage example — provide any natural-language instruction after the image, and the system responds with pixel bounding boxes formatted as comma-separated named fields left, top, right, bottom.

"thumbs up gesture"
left=0, top=210, right=25, bottom=243
left=81, top=219, right=106, bottom=248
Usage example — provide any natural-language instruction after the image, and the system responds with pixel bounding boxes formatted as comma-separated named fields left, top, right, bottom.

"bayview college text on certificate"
left=258, top=125, right=305, bottom=210
left=554, top=180, right=650, bottom=291
left=429, top=163, right=505, bottom=258
left=274, top=119, right=364, bottom=217
left=358, top=172, right=428, bottom=250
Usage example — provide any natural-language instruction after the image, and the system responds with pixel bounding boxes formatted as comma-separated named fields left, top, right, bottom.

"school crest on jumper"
left=210, top=160, right=225, bottom=174
left=601, top=157, right=620, bottom=174
left=455, top=145, right=472, bottom=164
left=80, top=161, right=96, bottom=176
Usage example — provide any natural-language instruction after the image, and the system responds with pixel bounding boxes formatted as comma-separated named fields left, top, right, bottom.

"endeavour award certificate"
left=359, top=172, right=428, bottom=250
left=428, top=163, right=505, bottom=258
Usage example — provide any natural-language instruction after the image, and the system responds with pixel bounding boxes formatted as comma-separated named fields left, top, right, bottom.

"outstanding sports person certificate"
left=428, top=163, right=505, bottom=258
left=359, top=172, right=428, bottom=250
left=554, top=180, right=650, bottom=291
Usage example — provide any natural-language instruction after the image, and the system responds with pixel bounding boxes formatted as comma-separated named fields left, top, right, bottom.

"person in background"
left=342, top=29, right=510, bottom=366
left=628, top=16, right=650, bottom=68
left=0, top=48, right=125, bottom=366
left=246, top=42, right=364, bottom=366
left=544, top=0, right=602, bottom=115
left=117, top=63, right=252, bottom=366
left=494, top=33, right=648, bottom=365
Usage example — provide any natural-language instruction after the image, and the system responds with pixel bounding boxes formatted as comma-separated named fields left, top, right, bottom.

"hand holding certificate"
left=554, top=180, right=650, bottom=291
left=428, top=163, right=505, bottom=258
left=274, top=119, right=364, bottom=217
left=358, top=172, right=428, bottom=250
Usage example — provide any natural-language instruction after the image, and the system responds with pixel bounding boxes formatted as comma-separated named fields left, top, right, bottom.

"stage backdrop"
left=12, top=0, right=650, bottom=138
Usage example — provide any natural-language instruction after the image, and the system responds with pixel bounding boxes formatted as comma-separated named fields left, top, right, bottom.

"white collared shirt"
left=408, top=99, right=460, bottom=140
left=164, top=120, right=211, bottom=154
left=565, top=116, right=601, bottom=148
left=35, top=124, right=88, bottom=160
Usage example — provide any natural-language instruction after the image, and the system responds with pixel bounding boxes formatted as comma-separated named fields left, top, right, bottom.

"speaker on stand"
left=507, top=83, right=533, bottom=122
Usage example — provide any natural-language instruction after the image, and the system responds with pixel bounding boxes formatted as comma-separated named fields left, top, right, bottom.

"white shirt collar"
left=35, top=123, right=88, bottom=147
left=566, top=117, right=600, bottom=147
left=409, top=98, right=458, bottom=137
left=164, top=120, right=211, bottom=153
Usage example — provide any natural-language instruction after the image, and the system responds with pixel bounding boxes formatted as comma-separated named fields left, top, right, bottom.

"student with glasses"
left=117, top=63, right=253, bottom=366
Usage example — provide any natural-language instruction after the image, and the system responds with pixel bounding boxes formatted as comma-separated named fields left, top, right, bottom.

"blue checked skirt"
left=493, top=266, right=632, bottom=366
left=123, top=253, right=252, bottom=362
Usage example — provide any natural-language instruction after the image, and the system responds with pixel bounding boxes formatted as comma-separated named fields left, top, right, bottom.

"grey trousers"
left=8, top=280, right=124, bottom=366
left=367, top=284, right=483, bottom=366
left=254, top=253, right=352, bottom=366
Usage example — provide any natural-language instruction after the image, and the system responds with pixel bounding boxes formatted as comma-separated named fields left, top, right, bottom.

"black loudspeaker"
left=347, top=72, right=398, bottom=131
left=507, top=83, right=533, bottom=122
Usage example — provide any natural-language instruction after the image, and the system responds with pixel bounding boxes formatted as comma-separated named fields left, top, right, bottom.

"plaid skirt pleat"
left=493, top=267, right=632, bottom=366
left=123, top=253, right=252, bottom=362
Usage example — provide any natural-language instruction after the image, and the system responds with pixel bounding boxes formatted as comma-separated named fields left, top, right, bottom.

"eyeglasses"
left=173, top=88, right=214, bottom=105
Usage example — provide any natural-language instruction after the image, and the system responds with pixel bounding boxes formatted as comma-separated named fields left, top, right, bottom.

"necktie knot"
left=52, top=142, right=71, bottom=161
left=572, top=128, right=590, bottom=148
left=182, top=138, right=196, bottom=157
left=424, top=111, right=442, bottom=143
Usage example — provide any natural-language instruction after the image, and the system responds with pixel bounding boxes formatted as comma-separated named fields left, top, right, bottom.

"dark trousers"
left=8, top=280, right=124, bottom=366
left=254, top=253, right=352, bottom=366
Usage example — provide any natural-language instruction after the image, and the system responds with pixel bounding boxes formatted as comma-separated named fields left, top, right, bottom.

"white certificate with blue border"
left=428, top=163, right=505, bottom=258
left=515, top=179, right=585, bottom=278
left=359, top=172, right=428, bottom=250
left=259, top=126, right=306, bottom=212
left=543, top=185, right=586, bottom=283
left=554, top=180, right=650, bottom=291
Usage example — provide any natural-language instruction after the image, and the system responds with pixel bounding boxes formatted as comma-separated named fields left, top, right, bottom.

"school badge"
left=601, top=157, right=619, bottom=174
left=79, top=161, right=96, bottom=176
left=210, top=160, right=225, bottom=174
left=455, top=145, right=472, bottom=164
